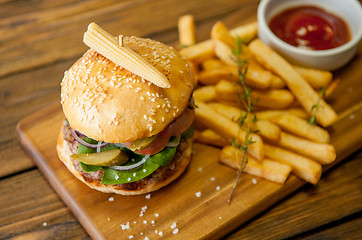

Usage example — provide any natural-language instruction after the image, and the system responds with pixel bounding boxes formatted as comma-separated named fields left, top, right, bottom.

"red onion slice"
left=71, top=128, right=109, bottom=149
left=113, top=143, right=127, bottom=148
left=109, top=155, right=150, bottom=171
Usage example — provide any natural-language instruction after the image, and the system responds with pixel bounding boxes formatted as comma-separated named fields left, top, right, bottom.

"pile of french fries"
left=177, top=15, right=338, bottom=185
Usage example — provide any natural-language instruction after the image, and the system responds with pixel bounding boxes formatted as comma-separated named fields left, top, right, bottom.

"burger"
left=57, top=26, right=195, bottom=195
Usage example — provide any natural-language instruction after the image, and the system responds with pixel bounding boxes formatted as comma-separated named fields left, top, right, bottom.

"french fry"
left=215, top=80, right=294, bottom=109
left=195, top=101, right=264, bottom=161
left=270, top=75, right=286, bottom=89
left=324, top=78, right=340, bottom=99
left=202, top=59, right=225, bottom=70
left=293, top=65, right=332, bottom=89
left=272, top=132, right=336, bottom=164
left=249, top=39, right=338, bottom=127
left=193, top=85, right=217, bottom=103
left=256, top=108, right=310, bottom=121
left=220, top=146, right=292, bottom=184
left=178, top=15, right=196, bottom=47
left=198, top=65, right=237, bottom=85
left=229, top=21, right=258, bottom=43
left=194, top=129, right=230, bottom=147
left=264, top=143, right=322, bottom=184
left=269, top=114, right=330, bottom=143
left=213, top=38, right=240, bottom=65
left=180, top=39, right=215, bottom=63
left=208, top=102, right=281, bottom=141
left=211, top=21, right=237, bottom=48
left=180, top=22, right=257, bottom=63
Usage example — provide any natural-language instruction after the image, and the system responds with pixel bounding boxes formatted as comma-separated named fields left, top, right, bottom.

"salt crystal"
left=127, top=177, right=131, bottom=182
left=252, top=178, right=258, bottom=184
left=155, top=213, right=159, bottom=217
left=210, top=177, right=215, bottom=181
left=198, top=167, right=203, bottom=172
left=145, top=194, right=151, bottom=199
left=195, top=192, right=201, bottom=197
left=143, top=220, right=147, bottom=224
left=42, top=222, right=47, bottom=227
left=115, top=175, right=119, bottom=180
left=128, top=235, right=134, bottom=239
left=159, top=231, right=163, bottom=236
left=216, top=186, right=221, bottom=191
left=108, top=197, right=114, bottom=202
left=173, top=228, right=179, bottom=234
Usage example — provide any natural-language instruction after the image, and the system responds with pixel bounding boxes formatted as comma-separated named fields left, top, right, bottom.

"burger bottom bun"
left=56, top=129, right=192, bottom=195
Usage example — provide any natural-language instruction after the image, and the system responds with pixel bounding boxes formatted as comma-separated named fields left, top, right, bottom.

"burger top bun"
left=61, top=36, right=194, bottom=143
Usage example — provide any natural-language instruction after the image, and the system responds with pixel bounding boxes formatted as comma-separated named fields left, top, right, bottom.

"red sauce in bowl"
left=269, top=6, right=351, bottom=50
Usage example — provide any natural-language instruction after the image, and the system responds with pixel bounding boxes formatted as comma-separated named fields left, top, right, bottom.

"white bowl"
left=257, top=0, right=362, bottom=71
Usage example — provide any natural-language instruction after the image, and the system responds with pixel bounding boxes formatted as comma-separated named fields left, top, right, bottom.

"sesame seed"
left=171, top=222, right=177, bottom=229
left=173, top=228, right=179, bottom=234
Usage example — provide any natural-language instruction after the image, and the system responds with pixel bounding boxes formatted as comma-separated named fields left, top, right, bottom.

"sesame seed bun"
left=61, top=36, right=194, bottom=143
left=56, top=128, right=193, bottom=195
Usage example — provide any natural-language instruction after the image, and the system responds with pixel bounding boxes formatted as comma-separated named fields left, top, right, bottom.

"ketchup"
left=269, top=6, right=351, bottom=50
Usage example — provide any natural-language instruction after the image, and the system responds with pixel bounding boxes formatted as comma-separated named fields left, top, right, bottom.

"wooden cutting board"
left=17, top=61, right=362, bottom=239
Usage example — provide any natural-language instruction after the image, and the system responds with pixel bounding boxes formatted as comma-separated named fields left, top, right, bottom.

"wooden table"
left=0, top=0, right=361, bottom=239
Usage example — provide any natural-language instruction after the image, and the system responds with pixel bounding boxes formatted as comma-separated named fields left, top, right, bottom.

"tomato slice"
left=124, top=126, right=172, bottom=155
left=170, top=108, right=195, bottom=136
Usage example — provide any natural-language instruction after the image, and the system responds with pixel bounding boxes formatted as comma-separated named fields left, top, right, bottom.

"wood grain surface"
left=1, top=0, right=361, bottom=239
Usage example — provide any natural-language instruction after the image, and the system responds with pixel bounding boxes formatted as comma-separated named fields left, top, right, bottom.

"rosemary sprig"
left=308, top=86, right=326, bottom=125
left=228, top=37, right=256, bottom=203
